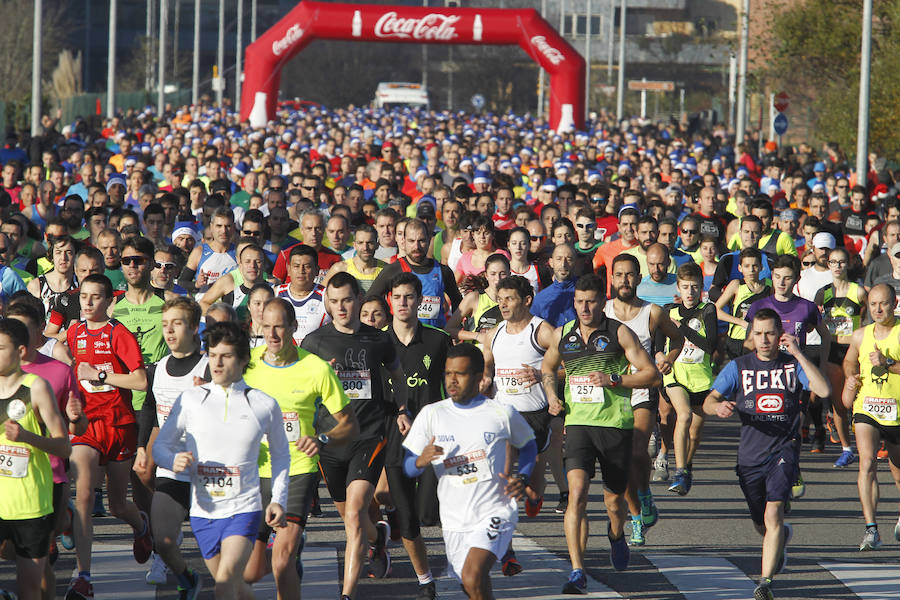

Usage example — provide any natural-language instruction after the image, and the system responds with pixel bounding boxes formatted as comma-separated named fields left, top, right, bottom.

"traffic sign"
left=471, top=94, right=485, bottom=110
left=774, top=113, right=788, bottom=135
left=627, top=80, right=675, bottom=92
left=774, top=91, right=790, bottom=113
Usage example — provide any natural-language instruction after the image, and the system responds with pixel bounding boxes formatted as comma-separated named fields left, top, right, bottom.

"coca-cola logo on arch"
left=273, top=24, right=304, bottom=56
left=374, top=11, right=460, bottom=41
left=531, top=35, right=565, bottom=65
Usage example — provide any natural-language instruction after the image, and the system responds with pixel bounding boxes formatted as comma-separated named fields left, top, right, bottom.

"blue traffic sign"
left=774, top=113, right=788, bottom=135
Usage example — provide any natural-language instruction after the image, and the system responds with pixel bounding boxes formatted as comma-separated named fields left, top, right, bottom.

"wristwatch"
left=609, top=373, right=622, bottom=388
left=317, top=433, right=330, bottom=446
left=97, top=371, right=107, bottom=384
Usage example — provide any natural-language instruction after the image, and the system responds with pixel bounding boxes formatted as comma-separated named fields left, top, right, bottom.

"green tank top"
left=559, top=319, right=633, bottom=429
left=663, top=303, right=714, bottom=392
left=855, top=322, right=900, bottom=426
left=472, top=292, right=501, bottom=333
left=821, top=282, right=863, bottom=338
left=112, top=291, right=169, bottom=410
left=0, top=374, right=54, bottom=520
left=345, top=258, right=385, bottom=294
left=728, top=280, right=772, bottom=340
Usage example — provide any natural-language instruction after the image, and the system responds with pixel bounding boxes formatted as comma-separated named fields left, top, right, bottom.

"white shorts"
left=443, top=515, right=516, bottom=581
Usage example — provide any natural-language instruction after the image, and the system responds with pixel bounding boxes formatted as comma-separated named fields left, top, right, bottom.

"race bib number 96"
left=0, top=445, right=29, bottom=478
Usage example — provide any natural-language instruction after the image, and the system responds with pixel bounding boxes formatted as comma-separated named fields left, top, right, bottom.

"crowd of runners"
left=0, top=101, right=899, bottom=600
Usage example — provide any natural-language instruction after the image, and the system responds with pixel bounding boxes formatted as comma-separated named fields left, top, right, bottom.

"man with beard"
left=605, top=253, right=683, bottom=546
left=623, top=216, right=676, bottom=279
left=593, top=207, right=639, bottom=295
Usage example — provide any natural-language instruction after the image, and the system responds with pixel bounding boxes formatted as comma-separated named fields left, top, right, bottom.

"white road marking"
left=645, top=553, right=758, bottom=600
left=821, top=561, right=900, bottom=600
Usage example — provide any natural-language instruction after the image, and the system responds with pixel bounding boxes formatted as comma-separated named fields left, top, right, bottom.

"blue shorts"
left=190, top=511, right=262, bottom=559
left=735, top=446, right=798, bottom=527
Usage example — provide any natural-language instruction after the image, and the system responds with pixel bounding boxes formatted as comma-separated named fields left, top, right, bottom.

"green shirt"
left=244, top=345, right=351, bottom=477
left=231, top=190, right=251, bottom=211
left=105, top=268, right=128, bottom=292
left=112, top=291, right=168, bottom=409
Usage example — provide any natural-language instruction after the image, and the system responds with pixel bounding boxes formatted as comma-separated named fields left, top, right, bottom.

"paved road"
left=4, top=419, right=900, bottom=599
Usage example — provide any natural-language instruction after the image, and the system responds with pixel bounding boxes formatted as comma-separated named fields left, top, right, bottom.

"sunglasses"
left=681, top=229, right=698, bottom=235
left=590, top=197, right=606, bottom=203
left=242, top=229, right=261, bottom=236
left=576, top=223, right=596, bottom=230
left=301, top=185, right=317, bottom=191
left=801, top=260, right=815, bottom=267
left=155, top=261, right=177, bottom=270
left=121, top=256, right=149, bottom=266
left=530, top=235, right=546, bottom=241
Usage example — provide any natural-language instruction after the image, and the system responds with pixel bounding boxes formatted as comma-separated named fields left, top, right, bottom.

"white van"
left=373, top=82, right=430, bottom=110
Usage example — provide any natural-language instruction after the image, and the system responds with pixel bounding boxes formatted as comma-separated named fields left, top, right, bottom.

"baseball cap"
left=106, top=173, right=127, bottom=191
left=812, top=232, right=836, bottom=249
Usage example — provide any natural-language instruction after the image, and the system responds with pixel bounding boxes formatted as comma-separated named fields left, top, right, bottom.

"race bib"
left=337, top=370, right=372, bottom=400
left=678, top=339, right=704, bottom=364
left=495, top=368, right=531, bottom=395
left=283, top=411, right=300, bottom=442
left=0, top=445, right=29, bottom=478
left=863, top=396, right=898, bottom=423
left=418, top=295, right=441, bottom=319
left=196, top=465, right=240, bottom=501
left=826, top=315, right=854, bottom=336
left=568, top=375, right=605, bottom=404
left=443, top=449, right=490, bottom=486
left=156, top=403, right=172, bottom=427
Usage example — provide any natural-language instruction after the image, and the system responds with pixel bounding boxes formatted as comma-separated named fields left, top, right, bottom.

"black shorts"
left=736, top=446, right=798, bottom=527
left=155, top=477, right=191, bottom=513
left=319, top=437, right=386, bottom=503
left=257, top=472, right=319, bottom=538
left=385, top=464, right=440, bottom=540
left=52, top=481, right=65, bottom=514
left=631, top=388, right=659, bottom=413
left=829, top=343, right=850, bottom=366
left=664, top=385, right=710, bottom=407
left=725, top=336, right=748, bottom=361
left=0, top=513, right=54, bottom=558
left=564, top=425, right=632, bottom=494
left=803, top=345, right=823, bottom=365
left=520, top=408, right=552, bottom=453
left=853, top=413, right=900, bottom=446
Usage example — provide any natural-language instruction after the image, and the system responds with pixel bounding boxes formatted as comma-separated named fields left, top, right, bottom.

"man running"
left=274, top=244, right=329, bottom=344
left=134, top=297, right=208, bottom=596
left=153, top=321, right=290, bottom=600
left=541, top=274, right=662, bottom=594
left=703, top=309, right=830, bottom=600
left=841, top=284, right=900, bottom=551
left=0, top=318, right=72, bottom=600
left=301, top=273, right=405, bottom=599
left=606, top=254, right=683, bottom=545
left=404, top=343, right=538, bottom=600
left=66, top=274, right=153, bottom=600
left=242, top=297, right=358, bottom=600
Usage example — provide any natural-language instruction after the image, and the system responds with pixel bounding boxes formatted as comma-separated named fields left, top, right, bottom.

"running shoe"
left=525, top=496, right=543, bottom=518
left=133, top=511, right=153, bottom=564
left=0, top=590, right=18, bottom=600
left=790, top=472, right=805, bottom=500
left=860, top=527, right=882, bottom=551
left=651, top=455, right=669, bottom=482
left=367, top=520, right=391, bottom=578
left=647, top=428, right=659, bottom=458
left=833, top=449, right=856, bottom=468
left=416, top=581, right=437, bottom=600
left=92, top=488, right=106, bottom=517
left=775, top=523, right=792, bottom=574
left=555, top=492, right=569, bottom=514
left=629, top=518, right=645, bottom=546
left=877, top=442, right=888, bottom=460
left=176, top=569, right=201, bottom=600
left=66, top=576, right=94, bottom=600
left=640, top=492, right=659, bottom=528
left=810, top=435, right=825, bottom=453
left=145, top=552, right=169, bottom=585
left=501, top=546, right=523, bottom=576
left=309, top=490, right=325, bottom=518
left=385, top=507, right=402, bottom=541
left=668, top=470, right=689, bottom=496
left=60, top=502, right=75, bottom=549
left=609, top=529, right=630, bottom=571
left=753, top=580, right=774, bottom=600
left=49, top=540, right=58, bottom=565
left=826, top=415, right=840, bottom=444
left=561, top=568, right=587, bottom=594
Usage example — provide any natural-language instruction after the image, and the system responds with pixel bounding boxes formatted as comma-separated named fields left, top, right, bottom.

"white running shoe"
left=145, top=552, right=170, bottom=585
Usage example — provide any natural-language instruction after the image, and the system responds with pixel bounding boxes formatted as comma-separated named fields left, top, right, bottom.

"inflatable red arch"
left=240, top=1, right=585, bottom=132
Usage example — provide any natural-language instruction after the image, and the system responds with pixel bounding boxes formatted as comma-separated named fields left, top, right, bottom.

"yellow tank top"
left=0, top=374, right=54, bottom=520
left=345, top=257, right=385, bottom=294
left=854, top=322, right=900, bottom=426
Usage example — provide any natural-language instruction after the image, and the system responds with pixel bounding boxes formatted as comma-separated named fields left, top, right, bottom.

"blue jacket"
left=531, top=278, right=576, bottom=327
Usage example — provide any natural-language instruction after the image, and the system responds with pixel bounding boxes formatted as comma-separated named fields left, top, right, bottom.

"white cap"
left=812, top=232, right=836, bottom=249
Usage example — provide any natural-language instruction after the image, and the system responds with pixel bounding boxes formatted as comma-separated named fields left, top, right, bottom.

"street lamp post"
left=735, top=0, right=749, bottom=152
left=856, top=0, right=873, bottom=181
left=31, top=0, right=42, bottom=136
left=615, top=0, right=626, bottom=121
left=236, top=0, right=243, bottom=112
left=192, top=0, right=200, bottom=105
left=158, top=0, right=167, bottom=116
left=216, top=0, right=224, bottom=106
left=107, top=0, right=117, bottom=119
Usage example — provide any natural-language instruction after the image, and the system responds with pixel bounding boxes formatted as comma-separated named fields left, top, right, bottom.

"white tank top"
left=448, top=237, right=464, bottom=271
left=37, top=336, right=57, bottom=359
left=152, top=353, right=210, bottom=482
left=511, top=263, right=541, bottom=294
left=604, top=301, right=652, bottom=407
left=491, top=316, right=548, bottom=413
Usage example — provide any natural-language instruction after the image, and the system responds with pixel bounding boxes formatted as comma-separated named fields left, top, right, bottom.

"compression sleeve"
left=403, top=448, right=426, bottom=478
left=516, top=438, right=538, bottom=479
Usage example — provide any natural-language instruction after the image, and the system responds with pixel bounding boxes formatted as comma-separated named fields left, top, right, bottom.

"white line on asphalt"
left=645, top=553, right=758, bottom=600
left=90, top=544, right=156, bottom=599
left=250, top=545, right=338, bottom=599
left=820, top=561, right=900, bottom=600
left=436, top=532, right=623, bottom=599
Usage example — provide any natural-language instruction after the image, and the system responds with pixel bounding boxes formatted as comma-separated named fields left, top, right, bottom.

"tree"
left=759, top=0, right=900, bottom=160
